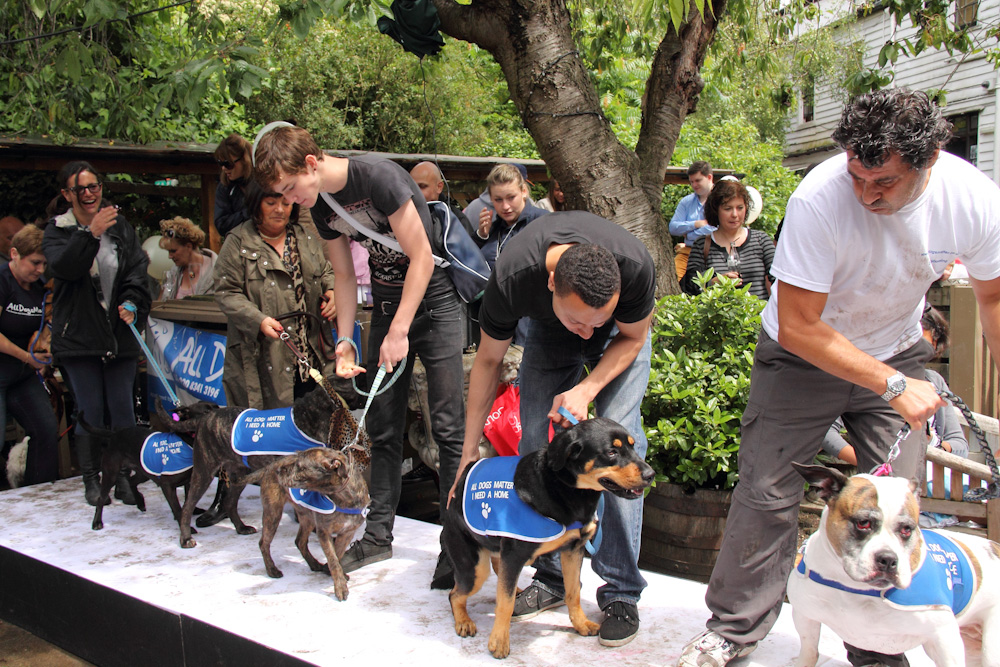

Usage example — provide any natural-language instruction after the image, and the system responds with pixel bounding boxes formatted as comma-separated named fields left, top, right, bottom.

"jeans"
left=518, top=318, right=652, bottom=609
left=0, top=365, right=59, bottom=485
left=362, top=289, right=466, bottom=545
left=61, top=356, right=138, bottom=433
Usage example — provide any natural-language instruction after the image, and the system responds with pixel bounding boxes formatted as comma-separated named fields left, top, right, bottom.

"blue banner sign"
left=146, top=318, right=227, bottom=407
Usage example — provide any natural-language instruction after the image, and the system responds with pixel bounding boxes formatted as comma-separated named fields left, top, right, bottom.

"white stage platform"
left=0, top=477, right=935, bottom=666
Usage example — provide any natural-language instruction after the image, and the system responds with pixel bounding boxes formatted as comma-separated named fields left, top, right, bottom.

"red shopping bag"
left=483, top=382, right=521, bottom=456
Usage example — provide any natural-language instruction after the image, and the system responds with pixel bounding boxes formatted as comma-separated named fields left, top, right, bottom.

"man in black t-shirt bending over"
left=449, top=211, right=656, bottom=647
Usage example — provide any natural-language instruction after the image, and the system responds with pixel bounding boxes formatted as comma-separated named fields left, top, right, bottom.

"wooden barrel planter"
left=638, top=483, right=732, bottom=583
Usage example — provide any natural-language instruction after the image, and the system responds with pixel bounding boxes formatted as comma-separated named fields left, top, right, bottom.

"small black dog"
left=80, top=402, right=221, bottom=531
left=442, top=417, right=654, bottom=659
left=158, top=382, right=371, bottom=549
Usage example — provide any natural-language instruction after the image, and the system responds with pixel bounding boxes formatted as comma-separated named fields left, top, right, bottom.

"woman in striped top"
left=680, top=179, right=774, bottom=300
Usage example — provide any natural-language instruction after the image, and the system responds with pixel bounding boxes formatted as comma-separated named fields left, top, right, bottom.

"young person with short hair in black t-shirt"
left=254, top=123, right=465, bottom=586
left=449, top=210, right=656, bottom=647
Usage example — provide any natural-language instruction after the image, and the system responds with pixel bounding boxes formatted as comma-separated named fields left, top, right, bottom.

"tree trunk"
left=434, top=0, right=724, bottom=297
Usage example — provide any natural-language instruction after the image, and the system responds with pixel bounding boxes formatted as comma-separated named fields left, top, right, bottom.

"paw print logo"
left=251, top=429, right=264, bottom=443
left=481, top=502, right=492, bottom=520
left=161, top=453, right=169, bottom=466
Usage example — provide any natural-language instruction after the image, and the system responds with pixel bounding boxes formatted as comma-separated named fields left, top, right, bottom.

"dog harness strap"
left=140, top=432, right=193, bottom=476
left=795, top=531, right=975, bottom=615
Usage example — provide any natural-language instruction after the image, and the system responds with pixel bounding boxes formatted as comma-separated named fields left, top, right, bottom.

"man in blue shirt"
left=669, top=161, right=715, bottom=243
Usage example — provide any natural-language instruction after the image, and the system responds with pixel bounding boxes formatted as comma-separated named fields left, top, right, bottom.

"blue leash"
left=122, top=302, right=180, bottom=407
left=556, top=407, right=604, bottom=556
left=338, top=337, right=407, bottom=448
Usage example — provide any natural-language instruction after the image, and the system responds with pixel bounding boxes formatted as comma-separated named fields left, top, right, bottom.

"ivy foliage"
left=642, top=272, right=765, bottom=490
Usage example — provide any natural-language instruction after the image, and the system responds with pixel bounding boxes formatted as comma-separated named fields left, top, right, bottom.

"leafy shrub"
left=642, top=272, right=764, bottom=491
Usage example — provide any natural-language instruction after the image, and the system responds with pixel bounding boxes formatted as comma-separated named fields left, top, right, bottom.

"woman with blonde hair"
left=158, top=216, right=217, bottom=299
left=475, top=163, right=547, bottom=270
left=213, top=133, right=253, bottom=237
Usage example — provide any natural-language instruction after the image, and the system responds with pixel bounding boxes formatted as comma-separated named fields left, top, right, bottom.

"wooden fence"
left=927, top=283, right=1000, bottom=418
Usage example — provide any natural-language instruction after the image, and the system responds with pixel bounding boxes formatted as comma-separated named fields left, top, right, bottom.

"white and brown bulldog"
left=787, top=463, right=1000, bottom=667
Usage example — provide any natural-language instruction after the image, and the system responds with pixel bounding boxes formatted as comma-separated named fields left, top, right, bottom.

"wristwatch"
left=880, top=371, right=907, bottom=402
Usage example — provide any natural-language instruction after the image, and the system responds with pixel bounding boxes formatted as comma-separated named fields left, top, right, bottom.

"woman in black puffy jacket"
left=43, top=161, right=151, bottom=507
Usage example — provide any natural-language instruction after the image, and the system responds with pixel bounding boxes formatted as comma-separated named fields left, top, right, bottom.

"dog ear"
left=548, top=428, right=584, bottom=471
left=791, top=462, right=848, bottom=500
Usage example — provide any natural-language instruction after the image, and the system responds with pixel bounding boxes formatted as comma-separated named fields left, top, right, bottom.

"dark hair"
left=245, top=180, right=300, bottom=227
left=921, top=304, right=950, bottom=360
left=48, top=161, right=104, bottom=217
left=547, top=179, right=565, bottom=212
left=704, top=179, right=751, bottom=228
left=688, top=161, right=712, bottom=177
left=831, top=89, right=953, bottom=170
left=553, top=244, right=620, bottom=308
left=214, top=134, right=252, bottom=186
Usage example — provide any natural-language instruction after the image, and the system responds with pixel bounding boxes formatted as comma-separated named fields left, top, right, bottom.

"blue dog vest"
left=795, top=529, right=976, bottom=615
left=463, top=456, right=582, bottom=542
left=140, top=432, right=193, bottom=476
left=288, top=488, right=366, bottom=516
left=231, top=407, right=325, bottom=465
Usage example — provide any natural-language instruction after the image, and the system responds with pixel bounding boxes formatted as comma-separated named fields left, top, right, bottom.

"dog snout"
left=874, top=549, right=898, bottom=573
left=640, top=462, right=655, bottom=486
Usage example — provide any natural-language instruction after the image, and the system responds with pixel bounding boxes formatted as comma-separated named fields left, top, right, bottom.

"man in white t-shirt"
left=679, top=89, right=1000, bottom=666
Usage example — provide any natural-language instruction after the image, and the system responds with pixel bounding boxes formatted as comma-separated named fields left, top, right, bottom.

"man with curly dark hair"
left=450, top=210, right=656, bottom=648
left=679, top=89, right=1000, bottom=666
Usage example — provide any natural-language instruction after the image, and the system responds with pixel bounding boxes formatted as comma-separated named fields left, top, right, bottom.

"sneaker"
left=599, top=601, right=639, bottom=647
left=677, top=630, right=757, bottom=667
left=511, top=582, right=565, bottom=620
left=339, top=539, right=392, bottom=574
left=114, top=472, right=137, bottom=506
left=430, top=551, right=454, bottom=590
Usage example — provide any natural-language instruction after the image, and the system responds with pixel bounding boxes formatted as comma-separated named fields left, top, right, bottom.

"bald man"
left=408, top=161, right=477, bottom=239
left=0, top=216, right=25, bottom=265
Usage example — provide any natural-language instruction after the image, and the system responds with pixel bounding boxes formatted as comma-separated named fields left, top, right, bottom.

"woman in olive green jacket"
left=213, top=181, right=337, bottom=409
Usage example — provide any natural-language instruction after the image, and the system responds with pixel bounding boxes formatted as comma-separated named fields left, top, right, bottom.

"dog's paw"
left=92, top=521, right=103, bottom=531
left=573, top=619, right=600, bottom=637
left=454, top=618, right=477, bottom=638
left=481, top=502, right=492, bottom=520
left=265, top=567, right=283, bottom=579
left=333, top=578, right=349, bottom=601
left=181, top=538, right=197, bottom=549
left=236, top=525, right=257, bottom=535
left=310, top=562, right=331, bottom=574
left=488, top=630, right=510, bottom=659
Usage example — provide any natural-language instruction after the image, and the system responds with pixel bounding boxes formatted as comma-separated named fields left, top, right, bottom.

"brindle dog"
left=442, top=417, right=654, bottom=659
left=157, top=383, right=371, bottom=549
left=243, top=447, right=369, bottom=600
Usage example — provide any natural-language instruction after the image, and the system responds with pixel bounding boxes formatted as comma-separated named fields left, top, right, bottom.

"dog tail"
left=77, top=412, right=115, bottom=439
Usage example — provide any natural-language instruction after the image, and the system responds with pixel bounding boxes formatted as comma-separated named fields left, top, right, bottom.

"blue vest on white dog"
left=796, top=529, right=975, bottom=616
left=140, top=432, right=193, bottom=476
left=463, top=456, right=582, bottom=542
left=231, top=407, right=325, bottom=465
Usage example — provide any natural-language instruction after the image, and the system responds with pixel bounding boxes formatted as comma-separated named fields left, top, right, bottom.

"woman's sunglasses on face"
left=217, top=159, right=235, bottom=169
left=64, top=182, right=102, bottom=196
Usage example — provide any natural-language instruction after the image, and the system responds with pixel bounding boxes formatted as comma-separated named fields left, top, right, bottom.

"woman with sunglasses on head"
left=158, top=217, right=217, bottom=300
left=43, top=161, right=151, bottom=507
left=0, top=225, right=59, bottom=486
left=213, top=133, right=253, bottom=237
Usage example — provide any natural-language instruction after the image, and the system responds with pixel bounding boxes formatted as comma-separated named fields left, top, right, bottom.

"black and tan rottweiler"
left=243, top=447, right=369, bottom=601
left=442, top=417, right=654, bottom=659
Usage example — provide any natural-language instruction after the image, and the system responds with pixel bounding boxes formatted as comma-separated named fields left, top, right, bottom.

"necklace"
left=258, top=228, right=286, bottom=241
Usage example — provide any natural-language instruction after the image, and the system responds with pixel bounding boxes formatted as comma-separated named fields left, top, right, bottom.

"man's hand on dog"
left=547, top=387, right=592, bottom=427
left=447, top=451, right=480, bottom=508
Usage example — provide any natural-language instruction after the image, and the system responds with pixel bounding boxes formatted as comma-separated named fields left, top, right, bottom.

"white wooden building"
left=784, top=0, right=999, bottom=182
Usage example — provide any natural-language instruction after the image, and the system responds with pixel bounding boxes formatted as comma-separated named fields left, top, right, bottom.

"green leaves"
left=642, top=274, right=764, bottom=491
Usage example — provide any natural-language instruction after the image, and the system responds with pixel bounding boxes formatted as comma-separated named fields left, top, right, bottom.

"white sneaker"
left=677, top=630, right=757, bottom=666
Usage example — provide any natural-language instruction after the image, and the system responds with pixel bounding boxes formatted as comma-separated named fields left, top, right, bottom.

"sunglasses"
left=65, top=182, right=102, bottom=196
left=217, top=159, right=235, bottom=169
